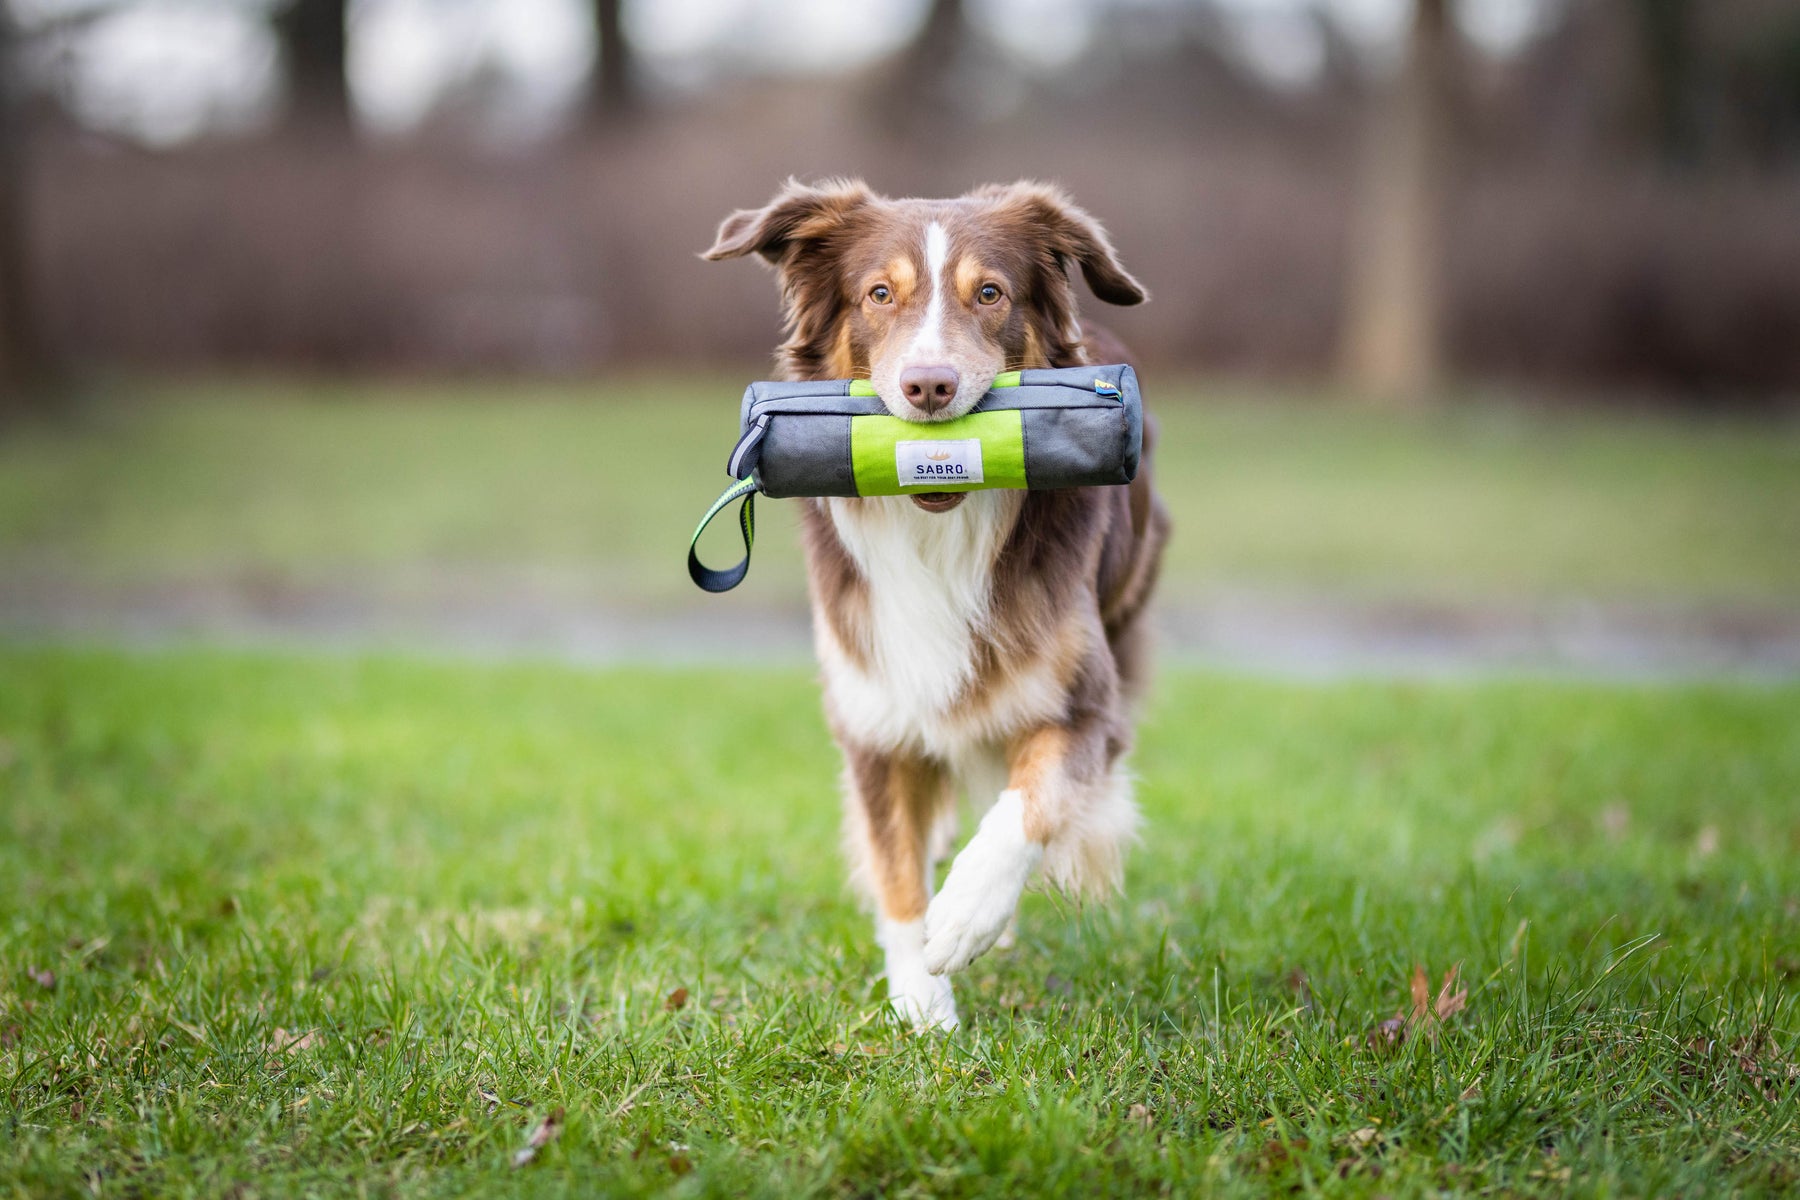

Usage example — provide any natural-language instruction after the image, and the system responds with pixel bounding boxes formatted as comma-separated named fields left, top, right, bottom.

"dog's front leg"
left=843, top=745, right=959, bottom=1030
left=923, top=721, right=1131, bottom=977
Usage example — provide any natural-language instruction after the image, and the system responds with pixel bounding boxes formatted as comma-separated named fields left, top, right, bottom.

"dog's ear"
left=977, top=181, right=1147, bottom=306
left=702, top=178, right=875, bottom=264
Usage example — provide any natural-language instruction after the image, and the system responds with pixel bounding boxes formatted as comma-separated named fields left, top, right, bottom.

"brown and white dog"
left=704, top=179, right=1169, bottom=1029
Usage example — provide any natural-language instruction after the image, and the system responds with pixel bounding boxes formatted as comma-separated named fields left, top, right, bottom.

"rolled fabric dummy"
left=688, top=364, right=1143, bottom=592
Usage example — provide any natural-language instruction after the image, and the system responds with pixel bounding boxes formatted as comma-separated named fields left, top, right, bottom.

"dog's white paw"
left=923, top=790, right=1041, bottom=976
left=890, top=969, right=959, bottom=1031
left=922, top=866, right=1021, bottom=976
left=879, top=917, right=959, bottom=1031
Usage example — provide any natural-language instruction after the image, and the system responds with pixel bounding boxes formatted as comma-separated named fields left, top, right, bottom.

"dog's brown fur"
left=706, top=179, right=1169, bottom=1014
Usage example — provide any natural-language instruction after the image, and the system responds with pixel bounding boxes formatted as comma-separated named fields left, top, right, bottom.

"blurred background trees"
left=0, top=2, right=53, bottom=409
left=1338, top=0, right=1453, bottom=406
left=588, top=0, right=635, bottom=122
left=275, top=0, right=351, bottom=132
left=1, top=0, right=1797, bottom=406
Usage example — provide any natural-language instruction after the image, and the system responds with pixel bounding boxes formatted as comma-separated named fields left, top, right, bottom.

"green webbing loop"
left=687, top=476, right=759, bottom=593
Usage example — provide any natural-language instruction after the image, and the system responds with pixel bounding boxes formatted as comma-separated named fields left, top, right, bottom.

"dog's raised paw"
left=922, top=885, right=1015, bottom=976
left=923, top=790, right=1041, bottom=976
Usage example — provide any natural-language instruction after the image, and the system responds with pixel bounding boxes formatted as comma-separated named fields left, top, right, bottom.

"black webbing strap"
left=686, top=475, right=759, bottom=593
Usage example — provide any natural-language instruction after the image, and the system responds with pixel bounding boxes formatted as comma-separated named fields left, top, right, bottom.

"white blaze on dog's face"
left=855, top=216, right=1006, bottom=425
left=703, top=179, right=1148, bottom=507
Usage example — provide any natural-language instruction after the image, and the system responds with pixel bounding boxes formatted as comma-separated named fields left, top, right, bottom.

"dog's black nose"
left=900, top=365, right=959, bottom=416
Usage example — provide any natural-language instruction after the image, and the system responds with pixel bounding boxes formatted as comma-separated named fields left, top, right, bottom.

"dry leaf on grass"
left=630, top=1136, right=694, bottom=1174
left=264, top=1027, right=318, bottom=1070
left=28, top=968, right=55, bottom=990
left=1692, top=1032, right=1800, bottom=1102
left=664, top=987, right=689, bottom=1012
left=1285, top=968, right=1317, bottom=1014
left=1366, top=963, right=1467, bottom=1050
left=267, top=1027, right=319, bottom=1055
left=1256, top=1138, right=1310, bottom=1172
left=1414, top=963, right=1468, bottom=1031
left=1127, top=1103, right=1154, bottom=1129
left=266, top=1029, right=320, bottom=1057
left=511, top=1106, right=564, bottom=1169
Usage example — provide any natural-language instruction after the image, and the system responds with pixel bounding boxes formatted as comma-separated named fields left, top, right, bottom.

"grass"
left=1, top=376, right=1796, bottom=609
left=3, top=646, right=1798, bottom=1196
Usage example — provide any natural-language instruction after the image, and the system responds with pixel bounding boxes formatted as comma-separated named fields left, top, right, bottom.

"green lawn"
left=1, top=377, right=1796, bottom=609
left=3, top=647, right=1797, bottom=1196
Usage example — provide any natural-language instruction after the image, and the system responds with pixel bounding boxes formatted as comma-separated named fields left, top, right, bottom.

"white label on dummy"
left=896, top=439, right=983, bottom=487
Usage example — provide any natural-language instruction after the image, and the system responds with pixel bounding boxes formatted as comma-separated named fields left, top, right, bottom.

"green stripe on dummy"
left=847, top=373, right=1020, bottom=398
left=849, top=409, right=1026, bottom=496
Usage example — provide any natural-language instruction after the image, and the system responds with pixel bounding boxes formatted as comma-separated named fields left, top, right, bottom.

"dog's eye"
left=869, top=284, right=893, bottom=305
left=978, top=283, right=1003, bottom=305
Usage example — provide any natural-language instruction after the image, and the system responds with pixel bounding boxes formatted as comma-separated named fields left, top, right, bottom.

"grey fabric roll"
left=724, top=365, right=1143, bottom=500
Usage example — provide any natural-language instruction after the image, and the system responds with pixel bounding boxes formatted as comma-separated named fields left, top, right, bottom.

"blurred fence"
left=34, top=103, right=1800, bottom=396
left=12, top=0, right=1800, bottom=400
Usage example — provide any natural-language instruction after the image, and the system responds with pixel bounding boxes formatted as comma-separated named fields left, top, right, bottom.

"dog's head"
left=704, top=179, right=1145, bottom=424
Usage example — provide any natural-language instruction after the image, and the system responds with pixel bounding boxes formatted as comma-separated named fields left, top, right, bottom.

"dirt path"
left=4, top=578, right=1797, bottom=678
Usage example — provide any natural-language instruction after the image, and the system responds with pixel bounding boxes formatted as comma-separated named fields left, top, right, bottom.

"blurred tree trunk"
left=588, top=0, right=636, bottom=123
left=277, top=0, right=352, bottom=132
left=906, top=0, right=966, bottom=81
left=878, top=0, right=970, bottom=140
left=1338, top=0, right=1453, bottom=407
left=0, top=9, right=54, bottom=417
left=1633, top=0, right=1698, bottom=166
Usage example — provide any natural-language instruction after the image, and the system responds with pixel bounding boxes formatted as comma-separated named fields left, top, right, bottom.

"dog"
left=704, top=179, right=1169, bottom=1029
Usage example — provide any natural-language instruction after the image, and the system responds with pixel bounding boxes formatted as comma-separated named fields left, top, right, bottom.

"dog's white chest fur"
left=818, top=491, right=1025, bottom=755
